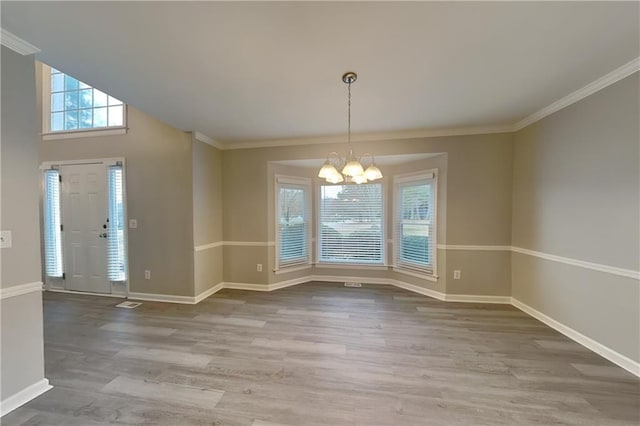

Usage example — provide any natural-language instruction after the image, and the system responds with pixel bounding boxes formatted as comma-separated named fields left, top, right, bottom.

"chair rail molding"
left=511, top=246, right=639, bottom=280
left=0, top=282, right=43, bottom=300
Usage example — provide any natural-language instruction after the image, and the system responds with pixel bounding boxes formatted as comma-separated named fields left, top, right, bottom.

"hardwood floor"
left=3, top=283, right=639, bottom=425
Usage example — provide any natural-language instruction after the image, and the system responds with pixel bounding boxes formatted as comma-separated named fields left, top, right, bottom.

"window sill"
left=315, top=263, right=388, bottom=271
left=42, top=127, right=128, bottom=140
left=392, top=266, right=439, bottom=282
left=273, top=264, right=312, bottom=275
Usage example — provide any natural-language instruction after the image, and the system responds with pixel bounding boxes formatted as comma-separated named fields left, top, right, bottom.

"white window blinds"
left=395, top=173, right=436, bottom=273
left=319, top=183, right=384, bottom=264
left=43, top=169, right=63, bottom=278
left=107, top=165, right=126, bottom=281
left=276, top=177, right=310, bottom=269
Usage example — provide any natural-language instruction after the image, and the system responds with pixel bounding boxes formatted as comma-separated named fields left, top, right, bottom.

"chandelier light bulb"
left=342, top=160, right=364, bottom=177
left=364, top=164, right=383, bottom=181
left=352, top=174, right=368, bottom=184
left=326, top=173, right=344, bottom=184
left=318, top=162, right=338, bottom=179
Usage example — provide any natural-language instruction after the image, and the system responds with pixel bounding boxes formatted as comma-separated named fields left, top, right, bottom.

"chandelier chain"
left=347, top=80, right=351, bottom=145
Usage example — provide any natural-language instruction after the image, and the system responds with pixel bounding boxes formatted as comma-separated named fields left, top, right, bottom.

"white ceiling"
left=2, top=2, right=638, bottom=146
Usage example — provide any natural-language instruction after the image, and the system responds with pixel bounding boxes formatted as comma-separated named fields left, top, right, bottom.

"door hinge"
left=60, top=224, right=64, bottom=232
left=62, top=272, right=66, bottom=280
left=58, top=175, right=62, bottom=182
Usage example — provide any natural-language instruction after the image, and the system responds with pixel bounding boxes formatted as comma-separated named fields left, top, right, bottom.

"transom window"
left=318, top=183, right=384, bottom=264
left=45, top=65, right=125, bottom=133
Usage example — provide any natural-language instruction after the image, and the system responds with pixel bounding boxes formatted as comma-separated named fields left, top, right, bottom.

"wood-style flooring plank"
left=3, top=282, right=638, bottom=425
left=102, top=375, right=225, bottom=409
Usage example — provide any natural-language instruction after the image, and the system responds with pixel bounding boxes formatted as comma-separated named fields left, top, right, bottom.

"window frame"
left=316, top=180, right=386, bottom=266
left=107, top=163, right=128, bottom=283
left=41, top=64, right=128, bottom=140
left=274, top=175, right=312, bottom=273
left=42, top=168, right=64, bottom=281
left=393, top=169, right=438, bottom=279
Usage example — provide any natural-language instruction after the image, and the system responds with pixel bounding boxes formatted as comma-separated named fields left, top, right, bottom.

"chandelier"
left=318, top=72, right=383, bottom=184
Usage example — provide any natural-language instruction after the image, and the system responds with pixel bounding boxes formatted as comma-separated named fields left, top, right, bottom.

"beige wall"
left=38, top=67, right=195, bottom=296
left=192, top=138, right=224, bottom=295
left=1, top=292, right=45, bottom=401
left=2, top=52, right=42, bottom=288
left=222, top=133, right=513, bottom=296
left=512, top=73, right=639, bottom=362
left=1, top=46, right=46, bottom=403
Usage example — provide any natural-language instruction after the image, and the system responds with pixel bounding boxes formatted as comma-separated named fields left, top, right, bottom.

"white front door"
left=60, top=163, right=111, bottom=294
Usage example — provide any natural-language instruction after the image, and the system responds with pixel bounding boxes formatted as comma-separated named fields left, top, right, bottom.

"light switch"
left=129, top=219, right=138, bottom=229
left=0, top=230, right=12, bottom=248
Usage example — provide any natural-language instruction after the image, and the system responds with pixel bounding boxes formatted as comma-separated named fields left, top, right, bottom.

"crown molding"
left=0, top=28, right=40, bottom=55
left=222, top=124, right=514, bottom=150
left=194, top=131, right=225, bottom=150
left=513, top=57, right=640, bottom=131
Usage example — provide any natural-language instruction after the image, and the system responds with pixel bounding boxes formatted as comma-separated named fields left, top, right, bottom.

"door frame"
left=40, top=157, right=130, bottom=297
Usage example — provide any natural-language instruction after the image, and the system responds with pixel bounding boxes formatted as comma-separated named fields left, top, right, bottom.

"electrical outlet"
left=256, top=264, right=262, bottom=272
left=129, top=219, right=138, bottom=229
left=144, top=270, right=151, bottom=280
left=453, top=270, right=461, bottom=280
left=0, top=231, right=12, bottom=249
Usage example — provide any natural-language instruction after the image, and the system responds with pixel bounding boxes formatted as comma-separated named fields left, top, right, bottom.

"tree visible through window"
left=276, top=177, right=311, bottom=269
left=318, top=183, right=384, bottom=264
left=48, top=67, right=124, bottom=132
left=395, top=172, right=436, bottom=274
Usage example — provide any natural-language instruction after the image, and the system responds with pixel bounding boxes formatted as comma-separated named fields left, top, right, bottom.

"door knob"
left=99, top=233, right=108, bottom=238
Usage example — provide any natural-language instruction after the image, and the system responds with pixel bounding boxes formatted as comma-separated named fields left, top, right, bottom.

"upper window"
left=394, top=171, right=437, bottom=275
left=44, top=65, right=125, bottom=133
left=276, top=176, right=311, bottom=270
left=318, top=183, right=384, bottom=264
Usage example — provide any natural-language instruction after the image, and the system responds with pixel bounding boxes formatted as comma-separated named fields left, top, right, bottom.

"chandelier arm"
left=359, top=152, right=374, bottom=166
left=323, top=151, right=344, bottom=169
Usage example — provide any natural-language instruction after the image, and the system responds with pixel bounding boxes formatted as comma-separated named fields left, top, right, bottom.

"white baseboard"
left=445, top=294, right=511, bottom=304
left=0, top=378, right=52, bottom=417
left=223, top=282, right=270, bottom=291
left=386, top=279, right=446, bottom=301
left=511, top=298, right=640, bottom=378
left=129, top=283, right=225, bottom=304
left=128, top=292, right=196, bottom=304
left=194, top=283, right=224, bottom=303
left=222, top=276, right=514, bottom=305
left=268, top=276, right=311, bottom=291
left=47, top=288, right=126, bottom=299
left=309, top=274, right=396, bottom=286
